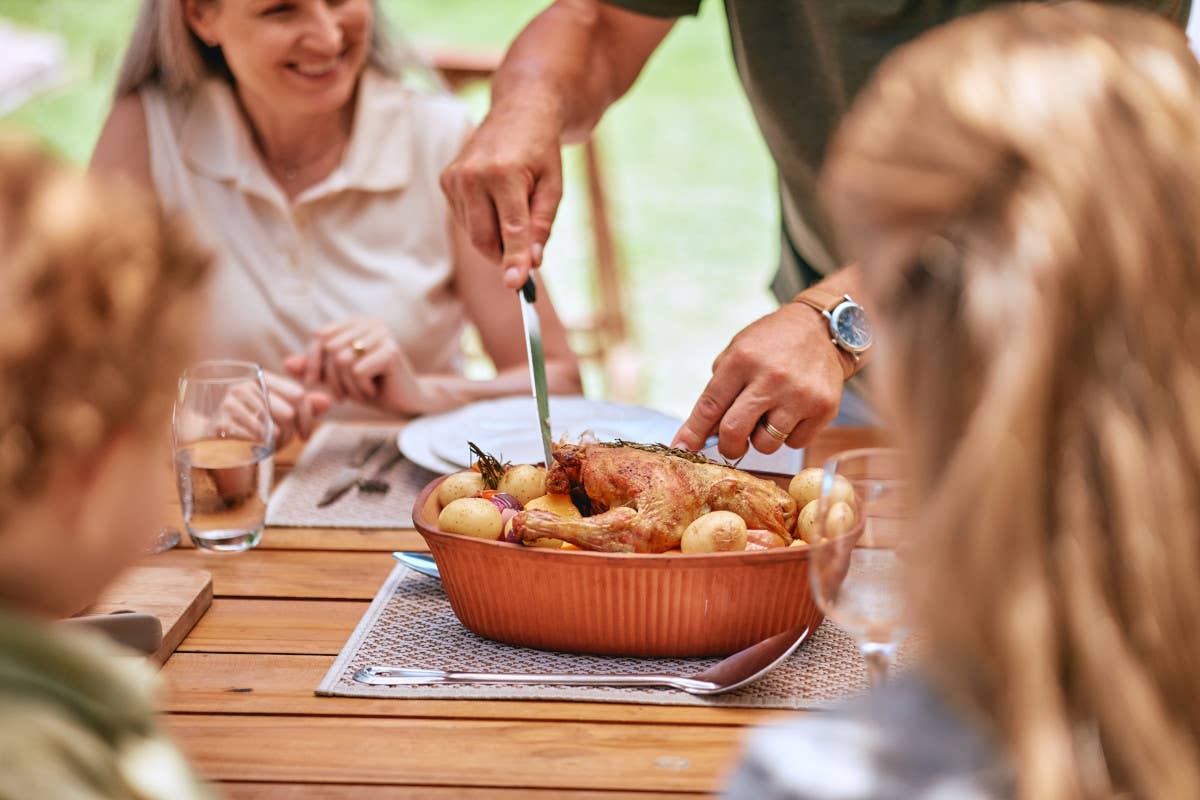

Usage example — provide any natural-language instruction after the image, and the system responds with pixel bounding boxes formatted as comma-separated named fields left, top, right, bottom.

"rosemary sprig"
left=468, top=441, right=510, bottom=489
left=601, top=439, right=721, bottom=465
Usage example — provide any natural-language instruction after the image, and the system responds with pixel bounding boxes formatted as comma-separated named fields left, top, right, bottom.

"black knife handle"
left=520, top=276, right=537, bottom=304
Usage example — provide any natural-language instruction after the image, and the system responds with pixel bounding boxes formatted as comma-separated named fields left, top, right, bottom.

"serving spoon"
left=353, top=624, right=810, bottom=696
left=392, top=551, right=440, bottom=579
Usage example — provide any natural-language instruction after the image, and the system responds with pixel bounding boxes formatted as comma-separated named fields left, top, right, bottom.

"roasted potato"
left=745, top=529, right=789, bottom=550
left=438, top=497, right=503, bottom=540
left=790, top=468, right=856, bottom=511
left=498, top=464, right=547, bottom=505
left=681, top=510, right=748, bottom=553
left=825, top=501, right=856, bottom=538
left=830, top=475, right=855, bottom=508
left=797, top=499, right=821, bottom=543
left=788, top=467, right=824, bottom=508
left=437, top=470, right=487, bottom=507
left=797, top=498, right=856, bottom=543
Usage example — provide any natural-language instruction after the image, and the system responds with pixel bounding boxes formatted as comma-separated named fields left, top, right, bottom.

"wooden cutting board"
left=83, top=566, right=213, bottom=665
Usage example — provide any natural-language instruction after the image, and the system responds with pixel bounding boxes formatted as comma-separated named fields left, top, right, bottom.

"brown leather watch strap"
left=792, top=288, right=859, bottom=381
left=793, top=287, right=843, bottom=313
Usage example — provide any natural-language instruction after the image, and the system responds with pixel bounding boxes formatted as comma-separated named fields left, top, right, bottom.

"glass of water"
left=808, top=448, right=912, bottom=688
left=172, top=360, right=274, bottom=552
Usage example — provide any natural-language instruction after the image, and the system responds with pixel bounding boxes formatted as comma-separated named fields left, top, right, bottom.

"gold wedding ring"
left=350, top=339, right=368, bottom=359
left=761, top=419, right=789, bottom=442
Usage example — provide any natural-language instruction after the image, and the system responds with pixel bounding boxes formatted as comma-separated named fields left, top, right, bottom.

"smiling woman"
left=90, top=0, right=582, bottom=448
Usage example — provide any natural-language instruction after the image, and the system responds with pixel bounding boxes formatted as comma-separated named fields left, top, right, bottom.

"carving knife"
left=518, top=276, right=555, bottom=468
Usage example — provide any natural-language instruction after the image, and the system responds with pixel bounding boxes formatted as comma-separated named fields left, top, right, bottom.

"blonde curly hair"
left=0, top=137, right=210, bottom=521
left=824, top=4, right=1200, bottom=798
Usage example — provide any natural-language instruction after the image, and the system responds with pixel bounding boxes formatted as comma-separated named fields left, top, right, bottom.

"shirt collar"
left=181, top=68, right=414, bottom=207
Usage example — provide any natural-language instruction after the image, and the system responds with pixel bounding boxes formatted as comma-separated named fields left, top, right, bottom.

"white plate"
left=399, top=396, right=683, bottom=472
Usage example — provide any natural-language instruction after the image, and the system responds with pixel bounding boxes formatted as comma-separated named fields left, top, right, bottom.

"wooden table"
left=148, top=427, right=882, bottom=799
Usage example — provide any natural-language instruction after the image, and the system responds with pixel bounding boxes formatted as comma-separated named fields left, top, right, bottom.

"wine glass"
left=808, top=447, right=912, bottom=688
left=172, top=360, right=275, bottom=552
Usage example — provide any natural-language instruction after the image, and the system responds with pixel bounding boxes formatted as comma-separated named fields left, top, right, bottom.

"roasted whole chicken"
left=510, top=443, right=797, bottom=553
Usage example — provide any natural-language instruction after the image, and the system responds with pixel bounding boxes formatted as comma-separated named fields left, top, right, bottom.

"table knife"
left=316, top=435, right=387, bottom=507
left=518, top=276, right=555, bottom=468
left=357, top=442, right=406, bottom=493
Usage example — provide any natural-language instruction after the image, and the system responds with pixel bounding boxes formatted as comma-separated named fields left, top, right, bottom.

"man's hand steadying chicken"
left=510, top=443, right=797, bottom=553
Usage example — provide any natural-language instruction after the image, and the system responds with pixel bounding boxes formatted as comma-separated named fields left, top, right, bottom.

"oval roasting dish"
left=411, top=472, right=825, bottom=657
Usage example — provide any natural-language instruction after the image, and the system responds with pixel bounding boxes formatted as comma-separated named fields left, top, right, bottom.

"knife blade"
left=316, top=435, right=387, bottom=507
left=518, top=276, right=554, bottom=468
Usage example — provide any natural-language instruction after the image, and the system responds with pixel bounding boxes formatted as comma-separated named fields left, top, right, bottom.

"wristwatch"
left=793, top=288, right=873, bottom=376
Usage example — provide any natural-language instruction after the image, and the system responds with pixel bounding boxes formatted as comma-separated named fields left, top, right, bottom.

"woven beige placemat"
left=267, top=423, right=439, bottom=528
left=317, top=563, right=914, bottom=709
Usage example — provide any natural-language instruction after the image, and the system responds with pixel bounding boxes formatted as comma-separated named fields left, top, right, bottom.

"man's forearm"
left=490, top=0, right=673, bottom=143
left=809, top=264, right=864, bottom=304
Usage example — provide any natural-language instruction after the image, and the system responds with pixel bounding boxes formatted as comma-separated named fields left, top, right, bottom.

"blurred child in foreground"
left=729, top=4, right=1200, bottom=798
left=0, top=138, right=214, bottom=798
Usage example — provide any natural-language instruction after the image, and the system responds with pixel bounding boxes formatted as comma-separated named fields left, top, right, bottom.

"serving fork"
left=353, top=624, right=810, bottom=695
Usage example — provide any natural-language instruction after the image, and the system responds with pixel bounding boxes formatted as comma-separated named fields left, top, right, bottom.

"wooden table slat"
left=169, top=715, right=745, bottom=792
left=173, top=528, right=428, bottom=553
left=221, top=783, right=709, bottom=799
left=145, top=550, right=395, bottom=600
left=174, top=599, right=368, bottom=655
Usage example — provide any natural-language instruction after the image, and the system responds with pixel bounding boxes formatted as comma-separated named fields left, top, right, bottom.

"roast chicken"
left=510, top=443, right=797, bottom=553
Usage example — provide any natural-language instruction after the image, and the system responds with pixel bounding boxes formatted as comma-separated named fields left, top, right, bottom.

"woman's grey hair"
left=114, top=0, right=415, bottom=96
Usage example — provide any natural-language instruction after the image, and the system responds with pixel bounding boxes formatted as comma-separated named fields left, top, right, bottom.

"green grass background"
left=0, top=0, right=777, bottom=419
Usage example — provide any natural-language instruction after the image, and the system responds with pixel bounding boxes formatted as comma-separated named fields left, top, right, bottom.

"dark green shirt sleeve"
left=601, top=0, right=702, bottom=18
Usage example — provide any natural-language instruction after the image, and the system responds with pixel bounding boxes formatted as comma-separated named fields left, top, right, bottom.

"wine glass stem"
left=861, top=642, right=896, bottom=689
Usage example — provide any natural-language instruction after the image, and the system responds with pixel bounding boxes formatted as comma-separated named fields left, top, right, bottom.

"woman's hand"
left=263, top=371, right=332, bottom=449
left=215, top=370, right=330, bottom=449
left=285, top=320, right=433, bottom=416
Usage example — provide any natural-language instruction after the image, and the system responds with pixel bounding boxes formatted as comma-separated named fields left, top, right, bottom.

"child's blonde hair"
left=824, top=4, right=1200, bottom=798
left=0, top=137, right=210, bottom=522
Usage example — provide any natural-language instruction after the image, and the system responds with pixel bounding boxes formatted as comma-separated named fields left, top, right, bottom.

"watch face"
left=831, top=303, right=873, bottom=352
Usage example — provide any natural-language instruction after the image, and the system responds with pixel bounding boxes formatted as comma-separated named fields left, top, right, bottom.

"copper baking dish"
left=411, top=473, right=825, bottom=657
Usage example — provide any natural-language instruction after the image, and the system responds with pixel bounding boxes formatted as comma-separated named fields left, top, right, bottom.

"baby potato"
left=525, top=493, right=582, bottom=518
left=789, top=468, right=856, bottom=511
left=437, top=470, right=487, bottom=507
left=746, top=529, right=789, bottom=549
left=682, top=510, right=748, bottom=554
left=499, top=464, right=547, bottom=505
left=797, top=498, right=856, bottom=543
left=788, top=467, right=824, bottom=508
left=438, top=497, right=503, bottom=540
left=830, top=475, right=856, bottom=509
left=826, top=501, right=856, bottom=538
left=797, top=499, right=821, bottom=543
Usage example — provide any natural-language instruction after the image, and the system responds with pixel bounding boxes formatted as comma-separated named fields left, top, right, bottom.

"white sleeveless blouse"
left=140, top=69, right=472, bottom=376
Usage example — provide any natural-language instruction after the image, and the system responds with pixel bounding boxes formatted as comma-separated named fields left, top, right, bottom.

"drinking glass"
left=172, top=360, right=274, bottom=552
left=145, top=527, right=181, bottom=554
left=808, top=447, right=912, bottom=688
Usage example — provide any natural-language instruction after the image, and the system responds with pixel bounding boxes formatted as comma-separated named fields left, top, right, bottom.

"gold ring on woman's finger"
left=760, top=418, right=790, bottom=442
left=350, top=339, right=368, bottom=359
